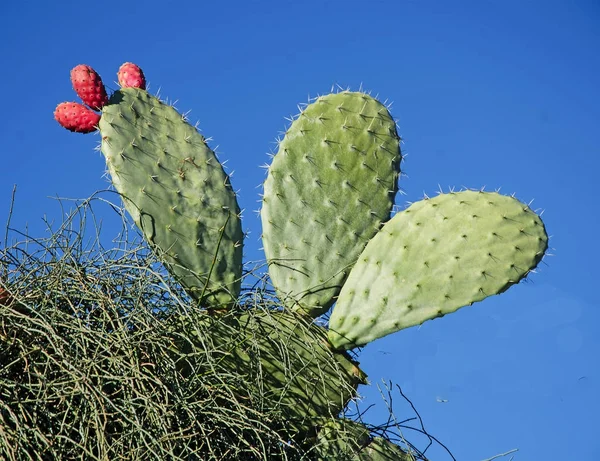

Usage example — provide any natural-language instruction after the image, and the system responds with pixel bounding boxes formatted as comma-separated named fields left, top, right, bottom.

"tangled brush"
left=0, top=195, right=431, bottom=460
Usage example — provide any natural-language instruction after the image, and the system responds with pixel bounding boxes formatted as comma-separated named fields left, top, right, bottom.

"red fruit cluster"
left=54, top=102, right=101, bottom=133
left=70, top=64, right=108, bottom=111
left=55, top=62, right=145, bottom=134
left=117, top=62, right=146, bottom=89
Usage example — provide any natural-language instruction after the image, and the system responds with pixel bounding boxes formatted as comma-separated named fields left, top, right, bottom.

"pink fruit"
left=117, top=62, right=146, bottom=89
left=70, top=64, right=108, bottom=110
left=54, top=102, right=101, bottom=133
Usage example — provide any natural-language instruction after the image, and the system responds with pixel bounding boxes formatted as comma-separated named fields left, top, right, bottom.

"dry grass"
left=0, top=194, right=440, bottom=460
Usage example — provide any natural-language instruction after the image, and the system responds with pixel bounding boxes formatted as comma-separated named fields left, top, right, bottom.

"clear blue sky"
left=1, top=1, right=598, bottom=459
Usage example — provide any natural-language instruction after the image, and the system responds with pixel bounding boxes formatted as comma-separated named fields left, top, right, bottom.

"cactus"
left=98, top=87, right=243, bottom=307
left=52, top=62, right=551, bottom=458
left=328, top=190, right=548, bottom=349
left=261, top=91, right=401, bottom=317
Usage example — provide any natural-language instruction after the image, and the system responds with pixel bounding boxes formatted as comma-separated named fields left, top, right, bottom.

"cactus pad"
left=172, top=309, right=367, bottom=438
left=261, top=91, right=401, bottom=317
left=99, top=88, right=243, bottom=307
left=316, top=419, right=414, bottom=460
left=329, top=190, right=549, bottom=349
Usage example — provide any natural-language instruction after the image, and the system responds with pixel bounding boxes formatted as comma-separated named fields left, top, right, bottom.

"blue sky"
left=1, top=0, right=599, bottom=459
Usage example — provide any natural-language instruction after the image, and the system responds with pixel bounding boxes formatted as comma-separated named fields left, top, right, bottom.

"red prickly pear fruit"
left=70, top=64, right=108, bottom=111
left=54, top=102, right=101, bottom=133
left=117, top=62, right=146, bottom=89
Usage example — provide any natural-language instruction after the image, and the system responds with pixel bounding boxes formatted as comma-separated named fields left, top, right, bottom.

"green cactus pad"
left=99, top=89, right=243, bottom=307
left=315, top=419, right=414, bottom=460
left=171, top=309, right=367, bottom=438
left=261, top=91, right=401, bottom=317
left=329, top=190, right=549, bottom=349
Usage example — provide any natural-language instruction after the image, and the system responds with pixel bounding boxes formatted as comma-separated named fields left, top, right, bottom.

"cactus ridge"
left=261, top=91, right=401, bottom=317
left=328, top=190, right=549, bottom=349
left=99, top=88, right=243, bottom=307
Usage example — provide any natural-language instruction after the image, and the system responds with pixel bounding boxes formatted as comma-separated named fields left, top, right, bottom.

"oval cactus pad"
left=261, top=91, right=401, bottom=317
left=328, top=190, right=549, bottom=349
left=99, top=89, right=243, bottom=307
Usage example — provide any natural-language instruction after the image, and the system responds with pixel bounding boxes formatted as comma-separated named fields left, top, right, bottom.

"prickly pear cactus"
left=261, top=91, right=401, bottom=317
left=328, top=190, right=549, bottom=349
left=99, top=88, right=244, bottom=307
left=53, top=62, right=551, bottom=459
